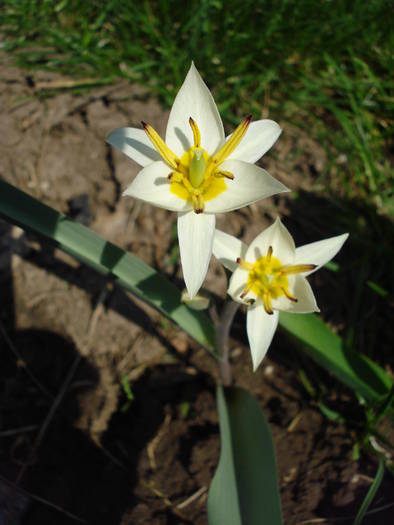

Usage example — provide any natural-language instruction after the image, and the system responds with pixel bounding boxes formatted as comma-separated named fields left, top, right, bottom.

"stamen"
left=214, top=170, right=234, bottom=180
left=236, top=258, right=254, bottom=270
left=266, top=246, right=273, bottom=262
left=280, top=264, right=317, bottom=275
left=168, top=172, right=183, bottom=182
left=240, top=283, right=253, bottom=299
left=210, top=115, right=252, bottom=166
left=192, top=193, right=204, bottom=214
left=282, top=287, right=298, bottom=302
left=189, top=117, right=201, bottom=148
left=142, top=121, right=179, bottom=170
left=262, top=293, right=273, bottom=315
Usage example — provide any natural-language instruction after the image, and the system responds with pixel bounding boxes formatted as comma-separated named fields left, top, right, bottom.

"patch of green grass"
left=0, top=0, right=392, bottom=207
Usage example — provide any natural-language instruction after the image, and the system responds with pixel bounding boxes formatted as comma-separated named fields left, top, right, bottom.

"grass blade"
left=353, top=457, right=385, bottom=525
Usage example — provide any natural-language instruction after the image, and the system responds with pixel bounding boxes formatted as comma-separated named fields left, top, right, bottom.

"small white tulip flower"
left=213, top=218, right=348, bottom=370
left=107, top=63, right=288, bottom=298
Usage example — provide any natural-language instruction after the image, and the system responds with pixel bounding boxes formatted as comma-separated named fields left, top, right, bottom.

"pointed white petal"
left=295, top=233, right=349, bottom=276
left=165, top=63, right=225, bottom=157
left=246, top=217, right=296, bottom=263
left=274, top=275, right=319, bottom=313
left=178, top=211, right=216, bottom=298
left=227, top=266, right=249, bottom=303
left=227, top=120, right=282, bottom=163
left=106, top=127, right=161, bottom=166
left=213, top=229, right=248, bottom=272
left=247, top=305, right=279, bottom=371
left=123, top=161, right=191, bottom=212
left=204, top=160, right=289, bottom=213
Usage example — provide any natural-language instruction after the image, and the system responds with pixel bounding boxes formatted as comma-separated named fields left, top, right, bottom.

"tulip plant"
left=0, top=63, right=391, bottom=524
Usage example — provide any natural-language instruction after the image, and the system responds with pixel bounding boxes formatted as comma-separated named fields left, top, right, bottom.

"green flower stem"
left=215, top=300, right=240, bottom=386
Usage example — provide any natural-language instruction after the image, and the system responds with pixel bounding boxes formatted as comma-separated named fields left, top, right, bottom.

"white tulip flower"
left=107, top=63, right=288, bottom=298
left=213, top=218, right=348, bottom=370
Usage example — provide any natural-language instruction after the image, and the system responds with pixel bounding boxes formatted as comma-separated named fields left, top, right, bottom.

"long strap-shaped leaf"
left=207, top=386, right=282, bottom=525
left=0, top=179, right=392, bottom=403
left=279, top=312, right=392, bottom=402
left=0, top=179, right=216, bottom=351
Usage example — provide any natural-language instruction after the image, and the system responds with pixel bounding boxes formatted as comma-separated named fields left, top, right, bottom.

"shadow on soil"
left=0, top=221, right=215, bottom=524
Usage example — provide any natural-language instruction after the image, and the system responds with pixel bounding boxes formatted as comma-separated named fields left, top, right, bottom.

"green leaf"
left=208, top=386, right=282, bottom=525
left=279, top=312, right=392, bottom=403
left=0, top=179, right=215, bottom=352
left=353, top=457, right=384, bottom=525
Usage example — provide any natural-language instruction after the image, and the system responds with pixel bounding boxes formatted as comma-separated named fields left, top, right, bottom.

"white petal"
left=213, top=229, right=248, bottom=272
left=165, top=63, right=225, bottom=157
left=226, top=120, right=282, bottom=164
left=123, top=161, right=192, bottom=212
left=227, top=267, right=250, bottom=303
left=295, top=233, right=349, bottom=276
left=274, top=275, right=319, bottom=313
left=247, top=305, right=279, bottom=371
left=204, top=160, right=289, bottom=213
left=178, top=211, right=216, bottom=298
left=106, top=127, right=160, bottom=166
left=246, top=217, right=296, bottom=263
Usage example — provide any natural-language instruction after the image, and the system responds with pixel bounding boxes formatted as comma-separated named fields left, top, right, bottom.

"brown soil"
left=0, top=53, right=393, bottom=524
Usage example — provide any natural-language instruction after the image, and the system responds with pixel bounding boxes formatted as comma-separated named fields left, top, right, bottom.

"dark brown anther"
left=282, top=287, right=298, bottom=302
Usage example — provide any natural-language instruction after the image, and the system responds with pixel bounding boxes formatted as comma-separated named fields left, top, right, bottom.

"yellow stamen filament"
left=236, top=258, right=254, bottom=271
left=215, top=170, right=234, bottom=180
left=263, top=293, right=273, bottom=315
left=282, top=287, right=298, bottom=302
left=142, top=121, right=180, bottom=170
left=280, top=264, right=316, bottom=275
left=240, top=282, right=253, bottom=299
left=210, top=115, right=252, bottom=166
left=192, top=193, right=204, bottom=213
left=189, top=117, right=201, bottom=148
left=266, top=245, right=273, bottom=262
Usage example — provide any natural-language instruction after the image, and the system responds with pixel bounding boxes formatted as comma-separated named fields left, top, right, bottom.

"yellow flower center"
left=142, top=115, right=251, bottom=213
left=237, top=246, right=316, bottom=314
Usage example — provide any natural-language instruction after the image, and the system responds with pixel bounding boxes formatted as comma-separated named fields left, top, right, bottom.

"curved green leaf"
left=208, top=386, right=282, bottom=525
left=0, top=179, right=215, bottom=352
left=279, top=312, right=392, bottom=403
